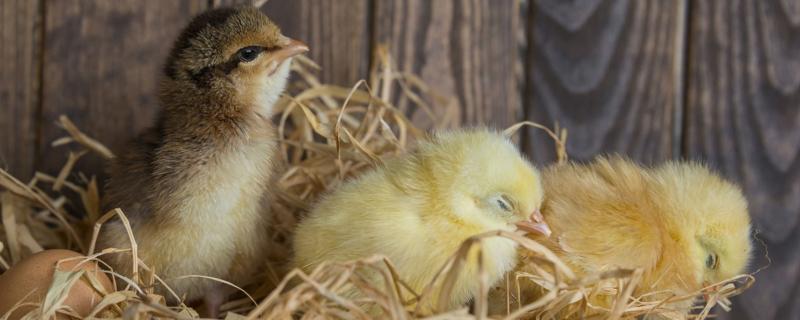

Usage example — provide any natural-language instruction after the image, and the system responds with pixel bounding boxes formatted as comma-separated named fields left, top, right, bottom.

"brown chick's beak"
left=516, top=209, right=552, bottom=237
left=272, top=38, right=309, bottom=64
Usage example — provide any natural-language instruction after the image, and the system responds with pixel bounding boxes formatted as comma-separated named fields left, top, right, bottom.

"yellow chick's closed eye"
left=490, top=156, right=752, bottom=317
left=292, top=128, right=550, bottom=313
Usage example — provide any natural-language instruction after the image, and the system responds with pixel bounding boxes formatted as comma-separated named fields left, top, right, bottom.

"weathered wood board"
left=373, top=0, right=525, bottom=129
left=523, top=0, right=687, bottom=165
left=39, top=0, right=206, bottom=179
left=685, top=0, right=800, bottom=318
left=0, top=0, right=40, bottom=180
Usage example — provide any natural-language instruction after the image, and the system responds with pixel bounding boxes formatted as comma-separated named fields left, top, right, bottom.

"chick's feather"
left=293, top=128, right=545, bottom=312
left=97, top=8, right=306, bottom=311
left=490, top=156, right=752, bottom=317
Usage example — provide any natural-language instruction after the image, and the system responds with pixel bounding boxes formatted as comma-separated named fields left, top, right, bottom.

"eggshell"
left=0, top=249, right=114, bottom=319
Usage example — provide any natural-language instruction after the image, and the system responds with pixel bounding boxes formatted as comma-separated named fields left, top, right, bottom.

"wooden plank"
left=261, top=0, right=370, bottom=87
left=0, top=0, right=40, bottom=180
left=523, top=0, right=687, bottom=164
left=685, top=1, right=800, bottom=319
left=39, top=0, right=206, bottom=178
left=373, top=0, right=525, bottom=129
left=218, top=0, right=371, bottom=88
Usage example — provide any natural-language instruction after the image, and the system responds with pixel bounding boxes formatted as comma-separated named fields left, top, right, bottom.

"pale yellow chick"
left=491, top=156, right=752, bottom=317
left=292, top=128, right=550, bottom=313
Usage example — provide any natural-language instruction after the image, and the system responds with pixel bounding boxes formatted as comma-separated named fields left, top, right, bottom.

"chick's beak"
left=272, top=37, right=309, bottom=64
left=515, top=209, right=551, bottom=237
left=702, top=282, right=719, bottom=301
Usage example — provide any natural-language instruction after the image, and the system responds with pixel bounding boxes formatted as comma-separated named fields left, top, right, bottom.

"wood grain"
left=39, top=0, right=206, bottom=178
left=220, top=0, right=371, bottom=87
left=373, top=0, right=525, bottom=129
left=685, top=0, right=800, bottom=319
left=523, top=0, right=687, bottom=164
left=0, top=0, right=40, bottom=180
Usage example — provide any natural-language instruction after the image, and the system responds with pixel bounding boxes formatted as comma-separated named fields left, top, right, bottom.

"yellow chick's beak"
left=701, top=282, right=720, bottom=301
left=515, top=209, right=552, bottom=237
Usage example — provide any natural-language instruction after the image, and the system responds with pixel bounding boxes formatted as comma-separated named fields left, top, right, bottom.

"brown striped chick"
left=293, top=128, right=551, bottom=314
left=489, top=156, right=752, bottom=318
left=97, top=7, right=307, bottom=317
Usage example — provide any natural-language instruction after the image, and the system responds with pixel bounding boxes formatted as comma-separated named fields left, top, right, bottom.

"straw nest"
left=0, top=45, right=756, bottom=319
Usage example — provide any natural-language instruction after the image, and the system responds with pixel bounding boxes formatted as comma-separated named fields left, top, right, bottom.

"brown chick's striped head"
left=162, top=7, right=308, bottom=113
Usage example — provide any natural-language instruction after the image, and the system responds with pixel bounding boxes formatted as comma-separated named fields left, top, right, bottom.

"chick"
left=97, top=7, right=308, bottom=316
left=292, top=128, right=551, bottom=313
left=491, top=156, right=752, bottom=317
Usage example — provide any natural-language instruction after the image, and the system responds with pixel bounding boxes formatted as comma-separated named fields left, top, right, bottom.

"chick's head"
left=163, top=7, right=308, bottom=114
left=650, top=162, right=752, bottom=289
left=413, top=129, right=548, bottom=235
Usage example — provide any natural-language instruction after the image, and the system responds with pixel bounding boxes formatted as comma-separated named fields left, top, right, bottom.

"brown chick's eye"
left=706, top=253, right=719, bottom=269
left=237, top=46, right=264, bottom=62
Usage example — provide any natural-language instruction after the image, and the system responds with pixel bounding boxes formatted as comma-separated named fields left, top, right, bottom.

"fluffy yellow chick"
left=491, top=156, right=752, bottom=316
left=292, top=128, right=551, bottom=313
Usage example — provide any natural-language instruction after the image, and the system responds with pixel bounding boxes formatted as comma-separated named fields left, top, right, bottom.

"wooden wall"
left=0, top=0, right=797, bottom=318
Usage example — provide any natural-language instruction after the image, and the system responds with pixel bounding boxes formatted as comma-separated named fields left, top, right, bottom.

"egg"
left=0, top=249, right=114, bottom=319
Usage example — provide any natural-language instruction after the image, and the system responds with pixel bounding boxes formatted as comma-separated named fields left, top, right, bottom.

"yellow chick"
left=292, top=128, right=551, bottom=313
left=491, top=156, right=752, bottom=317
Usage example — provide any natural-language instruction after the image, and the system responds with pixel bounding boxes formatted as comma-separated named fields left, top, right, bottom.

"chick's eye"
left=237, top=46, right=264, bottom=62
left=706, top=253, right=719, bottom=269
left=495, top=196, right=512, bottom=212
